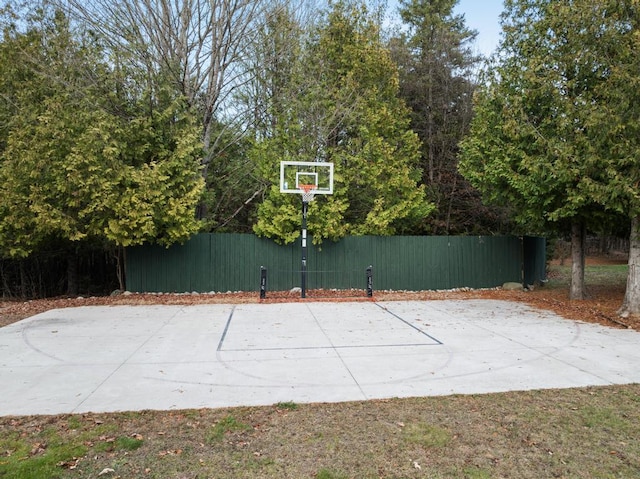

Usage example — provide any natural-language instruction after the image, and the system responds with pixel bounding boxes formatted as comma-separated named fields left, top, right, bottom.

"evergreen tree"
left=392, top=0, right=497, bottom=234
left=459, top=0, right=640, bottom=306
left=252, top=0, right=432, bottom=244
left=0, top=7, right=203, bottom=291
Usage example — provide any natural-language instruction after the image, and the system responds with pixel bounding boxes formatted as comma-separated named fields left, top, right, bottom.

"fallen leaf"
left=30, top=442, right=46, bottom=455
left=158, top=449, right=182, bottom=457
left=57, top=458, right=80, bottom=469
left=98, top=467, right=115, bottom=476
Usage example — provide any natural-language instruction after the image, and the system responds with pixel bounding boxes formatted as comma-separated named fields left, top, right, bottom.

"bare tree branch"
left=57, top=0, right=267, bottom=163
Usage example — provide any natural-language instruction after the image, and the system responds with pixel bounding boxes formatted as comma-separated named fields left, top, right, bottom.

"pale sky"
left=453, top=0, right=504, bottom=57
left=386, top=0, right=505, bottom=58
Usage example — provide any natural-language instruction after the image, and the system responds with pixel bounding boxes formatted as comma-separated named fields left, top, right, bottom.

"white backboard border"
left=280, top=161, right=334, bottom=195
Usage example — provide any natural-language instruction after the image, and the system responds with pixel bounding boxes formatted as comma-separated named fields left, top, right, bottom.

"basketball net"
left=299, top=184, right=317, bottom=203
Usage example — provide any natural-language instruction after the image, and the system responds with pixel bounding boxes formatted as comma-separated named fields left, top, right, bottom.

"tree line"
left=459, top=0, right=640, bottom=315
left=0, top=0, right=487, bottom=297
left=1, top=0, right=639, bottom=318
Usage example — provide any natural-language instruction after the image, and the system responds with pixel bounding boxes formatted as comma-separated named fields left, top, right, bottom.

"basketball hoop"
left=299, top=184, right=317, bottom=203
left=280, top=161, right=333, bottom=298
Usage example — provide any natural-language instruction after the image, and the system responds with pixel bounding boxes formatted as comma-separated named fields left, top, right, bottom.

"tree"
left=196, top=122, right=258, bottom=232
left=459, top=0, right=599, bottom=299
left=0, top=7, right=204, bottom=292
left=58, top=0, right=267, bottom=176
left=459, top=0, right=640, bottom=305
left=244, top=1, right=310, bottom=138
left=391, top=0, right=497, bottom=234
left=198, top=1, right=312, bottom=233
left=585, top=1, right=640, bottom=316
left=251, top=0, right=432, bottom=244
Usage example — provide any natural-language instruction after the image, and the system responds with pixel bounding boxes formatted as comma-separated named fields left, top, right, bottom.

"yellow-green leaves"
left=0, top=16, right=203, bottom=257
left=460, top=0, right=640, bottom=233
left=252, top=1, right=432, bottom=243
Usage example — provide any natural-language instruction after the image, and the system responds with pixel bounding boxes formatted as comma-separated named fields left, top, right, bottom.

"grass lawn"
left=1, top=386, right=639, bottom=478
left=1, top=259, right=638, bottom=478
left=546, top=261, right=628, bottom=289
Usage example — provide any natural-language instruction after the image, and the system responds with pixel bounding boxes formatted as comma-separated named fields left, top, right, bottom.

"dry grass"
left=1, top=386, right=639, bottom=478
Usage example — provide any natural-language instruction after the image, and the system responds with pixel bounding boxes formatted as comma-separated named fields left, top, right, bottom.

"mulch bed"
left=1, top=282, right=637, bottom=331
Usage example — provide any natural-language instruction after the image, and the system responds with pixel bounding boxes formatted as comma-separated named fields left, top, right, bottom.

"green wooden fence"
left=125, top=233, right=545, bottom=293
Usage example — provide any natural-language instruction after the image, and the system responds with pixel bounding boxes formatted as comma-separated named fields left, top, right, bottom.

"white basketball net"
left=300, top=185, right=317, bottom=203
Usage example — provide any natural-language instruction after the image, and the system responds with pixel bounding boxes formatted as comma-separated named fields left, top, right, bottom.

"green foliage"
left=200, top=125, right=258, bottom=233
left=459, top=0, right=640, bottom=232
left=402, top=422, right=451, bottom=448
left=461, top=466, right=493, bottom=479
left=205, top=415, right=252, bottom=444
left=114, top=436, right=144, bottom=451
left=0, top=419, right=145, bottom=479
left=0, top=9, right=203, bottom=260
left=102, top=108, right=204, bottom=247
left=251, top=1, right=432, bottom=244
left=0, top=441, right=87, bottom=479
left=0, top=423, right=88, bottom=479
left=315, top=468, right=348, bottom=479
left=394, top=0, right=490, bottom=234
left=275, top=401, right=299, bottom=411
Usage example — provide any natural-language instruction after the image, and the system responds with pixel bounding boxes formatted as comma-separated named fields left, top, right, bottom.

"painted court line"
left=374, top=302, right=443, bottom=345
left=216, top=302, right=442, bottom=352
left=216, top=305, right=236, bottom=352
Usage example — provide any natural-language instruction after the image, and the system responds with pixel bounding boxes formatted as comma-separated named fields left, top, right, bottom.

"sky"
left=452, top=0, right=504, bottom=57
left=386, top=0, right=505, bottom=58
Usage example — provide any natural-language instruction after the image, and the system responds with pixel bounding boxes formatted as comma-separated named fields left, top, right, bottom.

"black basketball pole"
left=301, top=198, right=309, bottom=298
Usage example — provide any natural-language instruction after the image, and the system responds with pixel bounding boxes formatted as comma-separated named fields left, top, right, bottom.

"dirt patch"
left=551, top=256, right=629, bottom=265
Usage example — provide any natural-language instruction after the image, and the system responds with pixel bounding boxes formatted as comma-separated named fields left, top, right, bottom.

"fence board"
left=126, top=233, right=543, bottom=293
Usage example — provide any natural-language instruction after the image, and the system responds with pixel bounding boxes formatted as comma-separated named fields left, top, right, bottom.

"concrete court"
left=1, top=299, right=640, bottom=416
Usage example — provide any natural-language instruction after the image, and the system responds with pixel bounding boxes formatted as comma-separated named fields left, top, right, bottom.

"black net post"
left=366, top=265, right=373, bottom=297
left=260, top=266, right=267, bottom=299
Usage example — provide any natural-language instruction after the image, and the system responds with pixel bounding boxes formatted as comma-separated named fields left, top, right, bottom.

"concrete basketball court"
left=1, top=300, right=640, bottom=416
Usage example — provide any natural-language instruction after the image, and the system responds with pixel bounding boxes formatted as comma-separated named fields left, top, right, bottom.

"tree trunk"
left=67, top=254, right=79, bottom=296
left=19, top=259, right=28, bottom=299
left=569, top=219, right=587, bottom=300
left=618, top=215, right=640, bottom=318
left=115, top=247, right=126, bottom=292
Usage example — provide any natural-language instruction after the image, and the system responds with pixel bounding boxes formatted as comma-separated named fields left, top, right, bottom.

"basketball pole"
left=280, top=161, right=333, bottom=298
left=301, top=198, right=309, bottom=298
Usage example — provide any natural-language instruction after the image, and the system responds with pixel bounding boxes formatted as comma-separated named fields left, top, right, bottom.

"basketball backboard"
left=280, top=161, right=334, bottom=195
